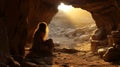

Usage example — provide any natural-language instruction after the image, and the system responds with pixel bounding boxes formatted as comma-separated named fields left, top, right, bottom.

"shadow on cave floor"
left=25, top=44, right=120, bottom=67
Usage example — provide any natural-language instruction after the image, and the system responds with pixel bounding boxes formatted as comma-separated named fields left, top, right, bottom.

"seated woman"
left=27, top=22, right=54, bottom=58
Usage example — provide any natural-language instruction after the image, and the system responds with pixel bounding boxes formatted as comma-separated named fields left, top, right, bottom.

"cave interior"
left=0, top=0, right=120, bottom=66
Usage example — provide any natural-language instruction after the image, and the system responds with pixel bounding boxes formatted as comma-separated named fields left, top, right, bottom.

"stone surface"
left=103, top=47, right=120, bottom=62
left=0, top=0, right=120, bottom=65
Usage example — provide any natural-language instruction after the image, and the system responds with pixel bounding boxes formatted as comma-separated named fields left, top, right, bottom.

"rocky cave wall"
left=27, top=0, right=120, bottom=43
left=0, top=0, right=29, bottom=62
left=27, top=0, right=61, bottom=43
left=0, top=0, right=120, bottom=63
left=69, top=0, right=120, bottom=34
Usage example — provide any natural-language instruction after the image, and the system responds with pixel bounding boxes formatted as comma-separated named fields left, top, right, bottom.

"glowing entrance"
left=57, top=3, right=95, bottom=28
left=58, top=3, right=73, bottom=12
left=49, top=3, right=96, bottom=51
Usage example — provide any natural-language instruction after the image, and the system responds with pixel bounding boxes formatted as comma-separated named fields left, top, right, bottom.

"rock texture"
left=0, top=0, right=120, bottom=65
left=27, top=0, right=120, bottom=43
left=68, top=0, right=120, bottom=35
left=27, top=0, right=60, bottom=43
left=5, top=0, right=29, bottom=59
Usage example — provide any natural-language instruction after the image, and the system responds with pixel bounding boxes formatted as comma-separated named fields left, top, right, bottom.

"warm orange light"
left=57, top=3, right=95, bottom=27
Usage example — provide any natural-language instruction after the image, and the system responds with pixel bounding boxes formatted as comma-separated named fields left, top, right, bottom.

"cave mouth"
left=48, top=3, right=97, bottom=51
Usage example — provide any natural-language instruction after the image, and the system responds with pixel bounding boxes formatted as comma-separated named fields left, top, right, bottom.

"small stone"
left=98, top=48, right=107, bottom=58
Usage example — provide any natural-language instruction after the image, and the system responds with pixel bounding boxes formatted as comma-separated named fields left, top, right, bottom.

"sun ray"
left=58, top=3, right=73, bottom=12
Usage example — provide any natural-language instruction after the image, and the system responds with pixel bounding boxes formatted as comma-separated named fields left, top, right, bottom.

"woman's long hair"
left=34, top=22, right=49, bottom=41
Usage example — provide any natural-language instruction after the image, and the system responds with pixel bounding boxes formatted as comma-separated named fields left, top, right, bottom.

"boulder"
left=103, top=47, right=120, bottom=62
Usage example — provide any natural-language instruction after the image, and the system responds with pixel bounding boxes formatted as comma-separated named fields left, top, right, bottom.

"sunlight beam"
left=58, top=3, right=73, bottom=12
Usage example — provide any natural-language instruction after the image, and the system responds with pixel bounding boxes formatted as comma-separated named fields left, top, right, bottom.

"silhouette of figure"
left=27, top=22, right=54, bottom=58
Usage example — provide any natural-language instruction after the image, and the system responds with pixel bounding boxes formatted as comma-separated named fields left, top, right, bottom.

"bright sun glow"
left=57, top=3, right=95, bottom=28
left=58, top=3, right=73, bottom=12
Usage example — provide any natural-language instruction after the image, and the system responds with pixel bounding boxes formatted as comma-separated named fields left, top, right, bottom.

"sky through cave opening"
left=48, top=3, right=97, bottom=51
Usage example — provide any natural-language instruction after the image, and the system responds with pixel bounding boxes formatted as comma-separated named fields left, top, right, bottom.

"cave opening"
left=48, top=3, right=97, bottom=51
left=0, top=0, right=120, bottom=66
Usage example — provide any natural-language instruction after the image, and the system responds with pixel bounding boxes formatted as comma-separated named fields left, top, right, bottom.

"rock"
left=0, top=0, right=119, bottom=65
left=98, top=48, right=107, bottom=58
left=111, top=31, right=120, bottom=38
left=91, top=40, right=100, bottom=53
left=107, top=35, right=114, bottom=46
left=111, top=31, right=120, bottom=44
left=91, top=28, right=107, bottom=40
left=103, top=47, right=120, bottom=62
left=91, top=38, right=108, bottom=53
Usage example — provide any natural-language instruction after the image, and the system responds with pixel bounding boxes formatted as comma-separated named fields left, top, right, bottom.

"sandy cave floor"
left=25, top=43, right=120, bottom=67
left=52, top=48, right=115, bottom=67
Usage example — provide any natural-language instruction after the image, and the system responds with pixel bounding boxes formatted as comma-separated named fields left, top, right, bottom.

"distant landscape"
left=48, top=7, right=97, bottom=50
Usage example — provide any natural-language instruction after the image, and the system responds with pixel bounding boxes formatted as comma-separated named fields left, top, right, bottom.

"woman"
left=27, top=22, right=54, bottom=58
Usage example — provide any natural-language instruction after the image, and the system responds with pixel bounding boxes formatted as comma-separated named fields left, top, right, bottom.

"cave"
left=49, top=3, right=96, bottom=51
left=0, top=0, right=120, bottom=67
